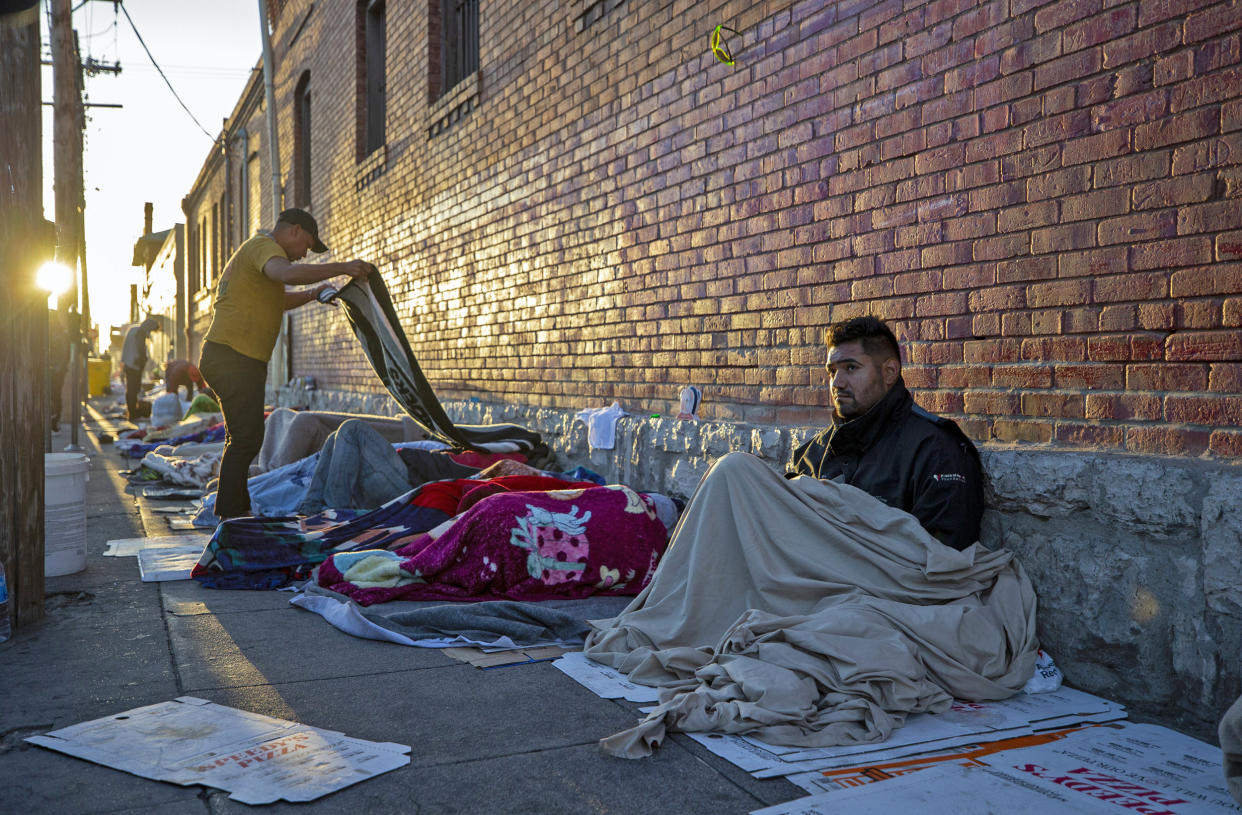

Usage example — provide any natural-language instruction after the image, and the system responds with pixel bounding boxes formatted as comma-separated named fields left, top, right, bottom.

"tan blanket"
left=583, top=452, right=1038, bottom=758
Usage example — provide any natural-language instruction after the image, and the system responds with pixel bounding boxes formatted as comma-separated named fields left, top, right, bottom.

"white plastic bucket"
left=45, top=452, right=89, bottom=576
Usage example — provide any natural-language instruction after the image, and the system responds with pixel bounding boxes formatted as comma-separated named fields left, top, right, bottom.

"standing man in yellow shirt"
left=199, top=208, right=372, bottom=520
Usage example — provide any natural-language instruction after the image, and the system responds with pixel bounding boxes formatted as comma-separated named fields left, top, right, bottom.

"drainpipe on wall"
left=257, top=0, right=289, bottom=388
left=257, top=0, right=281, bottom=221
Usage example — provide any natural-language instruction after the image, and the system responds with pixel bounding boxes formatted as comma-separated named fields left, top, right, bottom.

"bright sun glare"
left=36, top=261, right=72, bottom=295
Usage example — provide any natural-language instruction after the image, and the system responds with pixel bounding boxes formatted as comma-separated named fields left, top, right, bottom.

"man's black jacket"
left=787, top=378, right=984, bottom=551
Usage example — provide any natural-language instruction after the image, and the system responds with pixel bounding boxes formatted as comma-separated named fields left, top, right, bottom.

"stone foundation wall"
left=279, top=384, right=1241, bottom=740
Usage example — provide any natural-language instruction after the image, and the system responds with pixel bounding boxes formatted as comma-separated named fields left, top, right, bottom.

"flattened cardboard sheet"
left=753, top=722, right=1241, bottom=814
left=26, top=696, right=410, bottom=805
left=104, top=535, right=209, bottom=558
left=443, top=644, right=570, bottom=668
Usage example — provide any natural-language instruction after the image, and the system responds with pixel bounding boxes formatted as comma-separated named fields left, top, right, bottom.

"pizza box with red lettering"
left=752, top=722, right=1240, bottom=815
left=26, top=696, right=411, bottom=805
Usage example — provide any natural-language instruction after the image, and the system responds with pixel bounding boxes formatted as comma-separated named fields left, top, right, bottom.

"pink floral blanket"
left=317, top=484, right=673, bottom=605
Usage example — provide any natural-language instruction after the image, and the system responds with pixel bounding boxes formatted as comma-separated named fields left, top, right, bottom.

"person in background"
left=121, top=316, right=161, bottom=421
left=163, top=359, right=206, bottom=400
left=198, top=208, right=372, bottom=521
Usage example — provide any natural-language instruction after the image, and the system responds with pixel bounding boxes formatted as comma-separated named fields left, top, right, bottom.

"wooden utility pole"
left=1, top=1, right=52, bottom=629
left=51, top=0, right=87, bottom=447
left=75, top=32, right=90, bottom=337
left=50, top=0, right=82, bottom=299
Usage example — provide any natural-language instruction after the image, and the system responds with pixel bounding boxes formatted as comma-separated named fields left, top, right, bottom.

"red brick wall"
left=260, top=0, right=1242, bottom=457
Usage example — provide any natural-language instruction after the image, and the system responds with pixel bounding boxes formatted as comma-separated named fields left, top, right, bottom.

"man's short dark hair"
left=826, top=316, right=901, bottom=363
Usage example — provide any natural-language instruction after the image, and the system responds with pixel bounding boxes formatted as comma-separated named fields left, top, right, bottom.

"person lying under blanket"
left=317, top=474, right=680, bottom=605
left=194, top=419, right=548, bottom=525
left=296, top=419, right=485, bottom=516
left=193, top=460, right=679, bottom=595
left=583, top=315, right=1039, bottom=758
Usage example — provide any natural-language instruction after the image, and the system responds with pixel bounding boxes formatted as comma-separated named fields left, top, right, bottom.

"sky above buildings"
left=41, top=0, right=261, bottom=344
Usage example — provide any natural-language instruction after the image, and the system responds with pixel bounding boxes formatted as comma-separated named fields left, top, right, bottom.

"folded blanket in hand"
left=335, top=272, right=546, bottom=456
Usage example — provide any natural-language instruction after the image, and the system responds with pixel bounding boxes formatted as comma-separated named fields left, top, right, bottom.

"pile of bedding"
left=318, top=481, right=677, bottom=604
left=192, top=473, right=676, bottom=595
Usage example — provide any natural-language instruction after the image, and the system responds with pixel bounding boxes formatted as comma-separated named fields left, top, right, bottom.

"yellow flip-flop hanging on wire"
left=711, top=25, right=740, bottom=65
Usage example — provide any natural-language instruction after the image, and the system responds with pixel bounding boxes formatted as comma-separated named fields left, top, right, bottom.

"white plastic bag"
left=1022, top=648, right=1064, bottom=694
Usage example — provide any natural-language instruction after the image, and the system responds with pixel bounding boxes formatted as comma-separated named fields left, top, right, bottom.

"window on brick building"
left=438, top=0, right=478, bottom=98
left=211, top=202, right=219, bottom=287
left=359, top=0, right=386, bottom=156
left=248, top=153, right=261, bottom=235
left=293, top=72, right=312, bottom=206
left=187, top=226, right=198, bottom=298
left=218, top=192, right=229, bottom=258
left=200, top=215, right=208, bottom=291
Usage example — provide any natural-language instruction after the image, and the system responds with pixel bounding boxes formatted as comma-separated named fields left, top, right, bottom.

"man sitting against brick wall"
left=787, top=315, right=984, bottom=550
left=584, top=315, right=1034, bottom=758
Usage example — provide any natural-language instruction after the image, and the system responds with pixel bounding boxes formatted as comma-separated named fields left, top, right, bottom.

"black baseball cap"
left=277, top=208, right=328, bottom=253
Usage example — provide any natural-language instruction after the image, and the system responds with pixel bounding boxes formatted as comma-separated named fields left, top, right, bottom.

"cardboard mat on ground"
left=26, top=697, right=410, bottom=805
left=103, top=534, right=209, bottom=558
left=555, top=653, right=1122, bottom=777
left=751, top=722, right=1241, bottom=814
left=556, top=653, right=1238, bottom=813
left=103, top=535, right=207, bottom=581
left=696, top=686, right=1128, bottom=779
left=442, top=644, right=571, bottom=668
left=553, top=651, right=665, bottom=703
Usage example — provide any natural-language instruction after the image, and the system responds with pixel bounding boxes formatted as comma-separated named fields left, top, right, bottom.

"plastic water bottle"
left=0, top=560, right=10, bottom=643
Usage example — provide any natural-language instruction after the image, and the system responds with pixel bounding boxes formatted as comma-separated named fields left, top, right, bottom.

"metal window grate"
left=365, top=0, right=386, bottom=154
left=296, top=75, right=312, bottom=205
left=441, top=0, right=478, bottom=96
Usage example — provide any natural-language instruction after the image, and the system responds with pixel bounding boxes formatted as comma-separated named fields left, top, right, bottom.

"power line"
left=79, top=20, right=116, bottom=40
left=117, top=2, right=215, bottom=141
left=126, top=63, right=252, bottom=78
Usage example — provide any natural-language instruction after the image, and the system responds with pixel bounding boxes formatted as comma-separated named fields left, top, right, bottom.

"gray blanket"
left=583, top=451, right=1039, bottom=758
left=297, top=420, right=481, bottom=515
left=298, top=582, right=632, bottom=647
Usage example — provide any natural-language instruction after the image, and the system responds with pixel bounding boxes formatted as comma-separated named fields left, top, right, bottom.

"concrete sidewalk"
left=0, top=397, right=802, bottom=814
